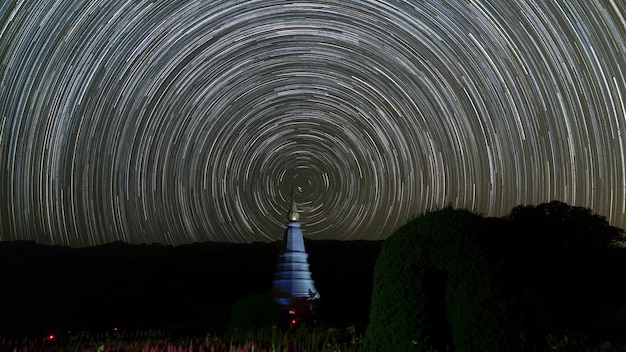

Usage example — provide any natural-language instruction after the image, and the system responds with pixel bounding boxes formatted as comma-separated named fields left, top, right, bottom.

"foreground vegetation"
left=364, top=202, right=626, bottom=351
left=0, top=326, right=362, bottom=352
left=1, top=327, right=626, bottom=352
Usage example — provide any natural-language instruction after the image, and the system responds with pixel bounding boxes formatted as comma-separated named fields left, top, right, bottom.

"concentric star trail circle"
left=1, top=0, right=625, bottom=246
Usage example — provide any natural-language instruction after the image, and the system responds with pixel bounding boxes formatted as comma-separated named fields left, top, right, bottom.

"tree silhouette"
left=508, top=201, right=624, bottom=252
left=364, top=202, right=626, bottom=351
left=507, top=201, right=625, bottom=340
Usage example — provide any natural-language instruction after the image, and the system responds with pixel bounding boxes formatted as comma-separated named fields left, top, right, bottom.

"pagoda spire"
left=288, top=188, right=300, bottom=222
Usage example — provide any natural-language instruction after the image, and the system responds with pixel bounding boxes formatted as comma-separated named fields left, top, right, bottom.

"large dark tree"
left=507, top=201, right=625, bottom=341
left=508, top=201, right=624, bottom=252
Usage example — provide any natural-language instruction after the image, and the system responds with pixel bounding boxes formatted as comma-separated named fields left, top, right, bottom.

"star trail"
left=1, top=0, right=625, bottom=247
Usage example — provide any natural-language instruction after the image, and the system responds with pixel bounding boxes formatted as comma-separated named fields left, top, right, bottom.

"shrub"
left=363, top=208, right=520, bottom=352
left=228, top=293, right=280, bottom=336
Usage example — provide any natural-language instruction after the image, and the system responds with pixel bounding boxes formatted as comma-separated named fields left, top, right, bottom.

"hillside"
left=0, top=240, right=382, bottom=337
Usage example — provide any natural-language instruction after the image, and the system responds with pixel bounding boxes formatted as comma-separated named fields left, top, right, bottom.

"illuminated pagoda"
left=271, top=193, right=320, bottom=324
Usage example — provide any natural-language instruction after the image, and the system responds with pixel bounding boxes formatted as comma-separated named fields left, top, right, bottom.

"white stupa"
left=271, top=193, right=320, bottom=318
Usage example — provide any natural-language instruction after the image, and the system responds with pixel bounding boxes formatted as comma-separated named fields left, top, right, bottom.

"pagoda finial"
left=288, top=187, right=299, bottom=222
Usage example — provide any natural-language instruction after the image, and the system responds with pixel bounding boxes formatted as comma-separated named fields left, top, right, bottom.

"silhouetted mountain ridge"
left=0, top=240, right=382, bottom=337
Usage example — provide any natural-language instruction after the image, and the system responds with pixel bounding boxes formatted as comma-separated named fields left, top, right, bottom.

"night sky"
left=1, top=0, right=625, bottom=247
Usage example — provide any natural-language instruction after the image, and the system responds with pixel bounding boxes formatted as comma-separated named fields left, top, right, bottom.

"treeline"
left=0, top=239, right=381, bottom=338
left=364, top=201, right=626, bottom=351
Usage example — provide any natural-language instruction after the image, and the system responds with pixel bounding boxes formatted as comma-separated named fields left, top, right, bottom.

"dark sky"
left=1, top=0, right=625, bottom=247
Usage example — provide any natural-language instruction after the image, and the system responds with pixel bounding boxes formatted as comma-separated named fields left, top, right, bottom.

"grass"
left=2, top=327, right=625, bottom=351
left=0, top=325, right=362, bottom=352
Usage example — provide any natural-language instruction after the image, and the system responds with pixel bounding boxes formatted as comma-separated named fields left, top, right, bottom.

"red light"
left=291, top=319, right=296, bottom=325
left=47, top=335, right=55, bottom=341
